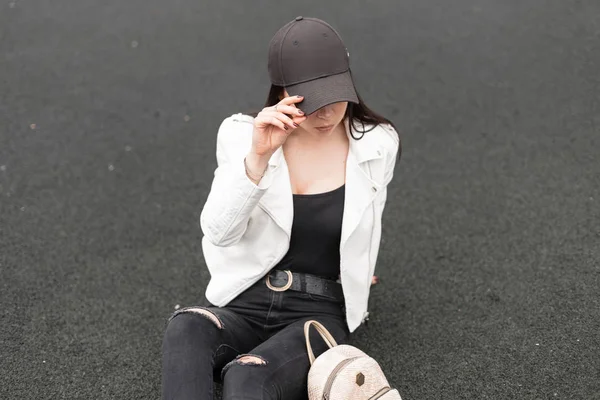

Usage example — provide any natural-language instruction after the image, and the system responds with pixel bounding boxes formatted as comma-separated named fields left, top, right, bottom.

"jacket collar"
left=345, top=118, right=384, bottom=164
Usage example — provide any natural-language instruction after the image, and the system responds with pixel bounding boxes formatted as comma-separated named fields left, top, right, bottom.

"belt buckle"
left=266, top=270, right=293, bottom=292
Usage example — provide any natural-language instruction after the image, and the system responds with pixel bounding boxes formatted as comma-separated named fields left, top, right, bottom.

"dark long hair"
left=249, top=80, right=402, bottom=159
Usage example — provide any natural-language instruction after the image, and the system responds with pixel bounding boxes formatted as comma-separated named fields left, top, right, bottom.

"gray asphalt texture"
left=1, top=1, right=599, bottom=399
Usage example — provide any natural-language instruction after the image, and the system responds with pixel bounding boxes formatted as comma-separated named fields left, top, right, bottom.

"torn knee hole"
left=236, top=355, right=267, bottom=365
left=221, top=354, right=267, bottom=380
left=174, top=307, right=223, bottom=329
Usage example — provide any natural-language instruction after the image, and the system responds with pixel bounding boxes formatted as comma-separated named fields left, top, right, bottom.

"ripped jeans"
left=161, top=275, right=349, bottom=400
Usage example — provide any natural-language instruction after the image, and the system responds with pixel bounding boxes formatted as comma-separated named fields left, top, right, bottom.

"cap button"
left=295, top=16, right=303, bottom=21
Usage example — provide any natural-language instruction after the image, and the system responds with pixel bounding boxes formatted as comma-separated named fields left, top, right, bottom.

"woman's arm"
left=199, top=116, right=275, bottom=247
left=200, top=97, right=306, bottom=247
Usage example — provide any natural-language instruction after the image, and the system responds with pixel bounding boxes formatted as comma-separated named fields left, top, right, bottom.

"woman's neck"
left=285, top=122, right=347, bottom=149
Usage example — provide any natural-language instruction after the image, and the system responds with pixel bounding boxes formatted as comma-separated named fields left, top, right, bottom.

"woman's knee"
left=162, top=307, right=223, bottom=348
left=221, top=354, right=273, bottom=400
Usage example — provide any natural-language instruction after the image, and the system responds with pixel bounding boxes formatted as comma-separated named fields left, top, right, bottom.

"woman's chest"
left=284, top=144, right=349, bottom=195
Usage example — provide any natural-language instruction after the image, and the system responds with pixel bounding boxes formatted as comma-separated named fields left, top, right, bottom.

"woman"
left=162, top=16, right=400, bottom=399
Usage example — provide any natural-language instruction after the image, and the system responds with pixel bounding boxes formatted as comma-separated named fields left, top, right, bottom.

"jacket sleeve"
left=199, top=115, right=278, bottom=247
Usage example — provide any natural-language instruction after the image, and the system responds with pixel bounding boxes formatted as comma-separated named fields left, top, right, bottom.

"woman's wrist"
left=245, top=151, right=270, bottom=184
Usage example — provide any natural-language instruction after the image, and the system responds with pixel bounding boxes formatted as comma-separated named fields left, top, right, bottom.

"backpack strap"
left=303, top=320, right=338, bottom=365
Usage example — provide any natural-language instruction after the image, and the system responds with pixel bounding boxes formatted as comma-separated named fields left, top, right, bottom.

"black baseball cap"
left=267, top=16, right=359, bottom=115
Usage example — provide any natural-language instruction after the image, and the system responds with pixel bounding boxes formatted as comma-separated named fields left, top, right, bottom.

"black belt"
left=265, top=269, right=344, bottom=303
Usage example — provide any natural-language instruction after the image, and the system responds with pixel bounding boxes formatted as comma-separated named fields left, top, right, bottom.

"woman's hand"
left=251, top=95, right=307, bottom=157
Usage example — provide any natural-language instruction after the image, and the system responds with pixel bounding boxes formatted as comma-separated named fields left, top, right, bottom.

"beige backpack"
left=304, top=320, right=402, bottom=400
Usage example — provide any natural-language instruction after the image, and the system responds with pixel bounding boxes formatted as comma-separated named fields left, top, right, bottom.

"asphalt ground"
left=1, top=1, right=599, bottom=399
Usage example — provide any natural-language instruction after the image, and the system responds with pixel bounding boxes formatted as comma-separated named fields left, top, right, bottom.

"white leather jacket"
left=200, top=113, right=399, bottom=332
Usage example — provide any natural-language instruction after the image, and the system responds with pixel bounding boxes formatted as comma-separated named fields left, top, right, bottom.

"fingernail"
left=293, top=122, right=299, bottom=128
left=284, top=125, right=289, bottom=130
left=297, top=110, right=304, bottom=115
left=296, top=95, right=303, bottom=98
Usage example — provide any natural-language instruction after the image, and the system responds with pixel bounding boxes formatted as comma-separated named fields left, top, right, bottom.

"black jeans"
left=161, top=275, right=349, bottom=400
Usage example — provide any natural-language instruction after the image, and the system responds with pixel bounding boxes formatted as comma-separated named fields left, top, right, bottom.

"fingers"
left=291, top=114, right=307, bottom=126
left=257, top=95, right=306, bottom=131
left=261, top=114, right=288, bottom=131
left=261, top=110, right=304, bottom=130
left=254, top=109, right=285, bottom=130
left=278, top=95, right=305, bottom=106
left=274, top=103, right=305, bottom=117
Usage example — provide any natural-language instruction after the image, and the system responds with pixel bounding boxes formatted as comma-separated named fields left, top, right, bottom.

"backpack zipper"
left=322, top=357, right=360, bottom=400
left=368, top=387, right=392, bottom=399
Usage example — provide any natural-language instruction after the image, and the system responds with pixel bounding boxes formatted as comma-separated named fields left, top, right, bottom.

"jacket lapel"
left=340, top=121, right=384, bottom=248
left=257, top=147, right=294, bottom=238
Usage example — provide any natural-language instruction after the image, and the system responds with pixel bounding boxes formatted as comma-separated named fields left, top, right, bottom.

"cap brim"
left=285, top=70, right=359, bottom=116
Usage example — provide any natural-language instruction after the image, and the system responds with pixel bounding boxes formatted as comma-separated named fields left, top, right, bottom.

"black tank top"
left=273, top=184, right=345, bottom=280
